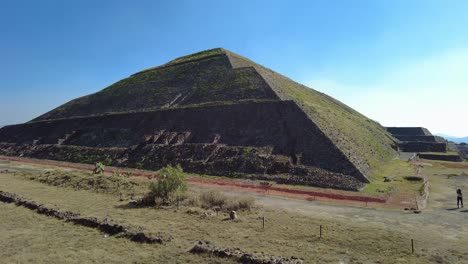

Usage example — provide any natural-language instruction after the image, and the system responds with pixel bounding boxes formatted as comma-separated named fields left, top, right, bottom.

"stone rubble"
left=190, top=240, right=304, bottom=264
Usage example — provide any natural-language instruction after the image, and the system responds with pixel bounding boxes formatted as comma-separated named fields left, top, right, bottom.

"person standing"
left=457, top=189, right=463, bottom=208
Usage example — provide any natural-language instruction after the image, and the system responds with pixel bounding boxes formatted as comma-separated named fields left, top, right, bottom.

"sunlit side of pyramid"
left=0, top=48, right=397, bottom=190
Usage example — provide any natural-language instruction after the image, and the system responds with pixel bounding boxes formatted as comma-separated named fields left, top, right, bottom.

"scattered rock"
left=72, top=217, right=100, bottom=229
left=230, top=210, right=237, bottom=220
left=186, top=207, right=203, bottom=215
left=186, top=208, right=218, bottom=218
left=202, top=210, right=216, bottom=218
left=190, top=240, right=303, bottom=264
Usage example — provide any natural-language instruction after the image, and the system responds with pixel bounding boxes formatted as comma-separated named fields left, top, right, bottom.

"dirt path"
left=193, top=159, right=468, bottom=246
left=196, top=182, right=467, bottom=243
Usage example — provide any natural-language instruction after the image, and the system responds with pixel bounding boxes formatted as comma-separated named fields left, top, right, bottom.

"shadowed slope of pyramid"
left=224, top=49, right=396, bottom=183
left=0, top=48, right=397, bottom=190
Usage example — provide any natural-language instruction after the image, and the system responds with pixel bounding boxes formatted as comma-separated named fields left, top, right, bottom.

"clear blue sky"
left=1, top=0, right=467, bottom=136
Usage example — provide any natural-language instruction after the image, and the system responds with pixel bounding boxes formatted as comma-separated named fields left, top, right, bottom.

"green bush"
left=142, top=164, right=187, bottom=206
left=93, top=162, right=105, bottom=174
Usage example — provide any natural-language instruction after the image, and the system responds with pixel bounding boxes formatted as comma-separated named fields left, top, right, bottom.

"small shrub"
left=94, top=162, right=105, bottom=174
left=200, top=190, right=228, bottom=209
left=142, top=164, right=187, bottom=206
left=182, top=192, right=201, bottom=207
left=225, top=197, right=255, bottom=211
left=237, top=197, right=255, bottom=210
left=199, top=190, right=255, bottom=211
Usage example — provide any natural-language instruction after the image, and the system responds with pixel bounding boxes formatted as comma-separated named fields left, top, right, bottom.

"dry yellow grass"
left=0, top=203, right=231, bottom=264
left=364, top=158, right=419, bottom=195
left=1, top=160, right=468, bottom=263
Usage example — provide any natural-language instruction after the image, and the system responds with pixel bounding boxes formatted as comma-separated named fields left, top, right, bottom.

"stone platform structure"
left=386, top=127, right=447, bottom=152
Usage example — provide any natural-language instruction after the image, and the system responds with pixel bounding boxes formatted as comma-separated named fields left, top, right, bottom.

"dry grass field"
left=1, top=159, right=468, bottom=263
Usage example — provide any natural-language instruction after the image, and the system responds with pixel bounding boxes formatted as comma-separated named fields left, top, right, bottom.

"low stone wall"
left=399, top=142, right=447, bottom=152
left=0, top=142, right=365, bottom=191
left=418, top=153, right=462, bottom=162
left=416, top=175, right=430, bottom=210
left=250, top=169, right=364, bottom=191
left=0, top=191, right=172, bottom=244
left=0, top=143, right=125, bottom=166
left=393, top=135, right=445, bottom=143
left=190, top=240, right=303, bottom=264
left=386, top=127, right=431, bottom=136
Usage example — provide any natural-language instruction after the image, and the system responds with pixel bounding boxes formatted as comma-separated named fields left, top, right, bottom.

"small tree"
left=143, top=164, right=187, bottom=206
left=94, top=162, right=105, bottom=174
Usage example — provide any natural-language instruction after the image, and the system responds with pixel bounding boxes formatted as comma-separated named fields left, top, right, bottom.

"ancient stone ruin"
left=0, top=191, right=172, bottom=244
left=386, top=127, right=463, bottom=161
left=0, top=48, right=397, bottom=190
left=386, top=127, right=447, bottom=152
left=189, top=240, right=304, bottom=264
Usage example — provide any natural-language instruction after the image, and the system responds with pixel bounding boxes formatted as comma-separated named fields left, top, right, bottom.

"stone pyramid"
left=0, top=48, right=397, bottom=190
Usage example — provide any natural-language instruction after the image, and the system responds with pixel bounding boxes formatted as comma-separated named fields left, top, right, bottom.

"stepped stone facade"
left=386, top=127, right=447, bottom=152
left=0, top=48, right=397, bottom=190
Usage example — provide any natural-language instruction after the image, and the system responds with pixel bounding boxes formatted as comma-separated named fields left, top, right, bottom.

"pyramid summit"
left=0, top=48, right=397, bottom=190
left=33, top=48, right=279, bottom=121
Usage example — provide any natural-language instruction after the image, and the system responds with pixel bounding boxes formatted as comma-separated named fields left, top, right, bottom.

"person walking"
left=457, top=189, right=463, bottom=208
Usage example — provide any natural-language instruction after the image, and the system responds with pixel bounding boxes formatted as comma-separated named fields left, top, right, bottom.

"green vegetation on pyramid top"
left=165, top=48, right=226, bottom=66
left=33, top=51, right=278, bottom=121
left=134, top=48, right=226, bottom=75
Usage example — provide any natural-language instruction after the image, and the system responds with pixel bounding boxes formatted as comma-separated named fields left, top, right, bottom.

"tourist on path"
left=457, top=189, right=463, bottom=208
